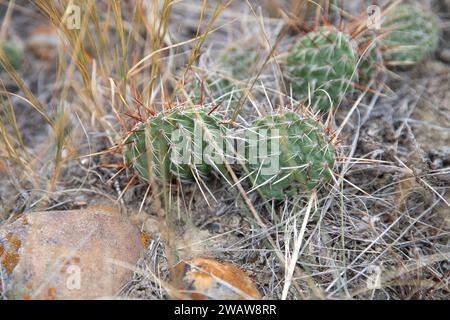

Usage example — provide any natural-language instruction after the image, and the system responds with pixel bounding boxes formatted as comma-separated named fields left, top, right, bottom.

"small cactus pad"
left=125, top=108, right=227, bottom=183
left=188, top=44, right=259, bottom=105
left=220, top=45, right=259, bottom=79
left=286, top=27, right=357, bottom=112
left=381, top=4, right=440, bottom=66
left=0, top=41, right=24, bottom=71
left=188, top=74, right=235, bottom=106
left=245, top=111, right=335, bottom=200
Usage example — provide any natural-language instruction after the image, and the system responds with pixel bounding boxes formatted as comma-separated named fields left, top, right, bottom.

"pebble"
left=439, top=49, right=450, bottom=64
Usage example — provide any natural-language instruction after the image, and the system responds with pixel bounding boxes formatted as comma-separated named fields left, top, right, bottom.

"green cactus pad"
left=188, top=75, right=235, bottom=106
left=220, top=45, right=259, bottom=79
left=245, top=111, right=335, bottom=200
left=286, top=27, right=357, bottom=112
left=0, top=41, right=24, bottom=71
left=188, top=44, right=259, bottom=105
left=125, top=108, right=227, bottom=183
left=381, top=4, right=440, bottom=66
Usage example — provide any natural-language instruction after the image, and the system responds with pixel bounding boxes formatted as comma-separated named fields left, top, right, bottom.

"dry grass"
left=0, top=0, right=448, bottom=300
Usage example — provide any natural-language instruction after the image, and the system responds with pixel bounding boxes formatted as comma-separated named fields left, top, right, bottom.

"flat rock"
left=0, top=207, right=142, bottom=299
left=174, top=258, right=261, bottom=300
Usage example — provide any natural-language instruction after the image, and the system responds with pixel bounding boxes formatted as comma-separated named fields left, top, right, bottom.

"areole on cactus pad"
left=125, top=108, right=228, bottom=183
left=245, top=111, right=335, bottom=200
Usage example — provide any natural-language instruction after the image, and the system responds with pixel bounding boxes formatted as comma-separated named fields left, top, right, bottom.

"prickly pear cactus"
left=220, top=45, right=259, bottom=79
left=188, top=73, right=234, bottom=106
left=0, top=40, right=24, bottom=71
left=188, top=44, right=259, bottom=105
left=245, top=111, right=335, bottom=200
left=381, top=4, right=440, bottom=66
left=125, top=108, right=227, bottom=183
left=286, top=27, right=357, bottom=112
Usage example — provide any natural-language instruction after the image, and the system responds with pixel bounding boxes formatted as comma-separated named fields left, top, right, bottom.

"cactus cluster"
left=245, top=111, right=335, bottom=200
left=125, top=107, right=336, bottom=200
left=125, top=4, right=441, bottom=201
left=0, top=40, right=24, bottom=71
left=283, top=4, right=441, bottom=111
left=125, top=108, right=226, bottom=183
left=381, top=4, right=440, bottom=66
left=285, top=27, right=357, bottom=112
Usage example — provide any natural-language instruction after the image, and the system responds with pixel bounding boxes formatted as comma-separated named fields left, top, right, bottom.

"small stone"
left=174, top=258, right=261, bottom=300
left=26, top=25, right=59, bottom=61
left=0, top=207, right=142, bottom=299
left=439, top=49, right=450, bottom=64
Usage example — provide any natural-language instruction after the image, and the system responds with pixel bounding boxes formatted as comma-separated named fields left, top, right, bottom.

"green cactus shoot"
left=188, top=43, right=259, bottom=106
left=381, top=4, right=440, bottom=66
left=125, top=108, right=227, bottom=183
left=245, top=111, right=335, bottom=200
left=286, top=27, right=357, bottom=112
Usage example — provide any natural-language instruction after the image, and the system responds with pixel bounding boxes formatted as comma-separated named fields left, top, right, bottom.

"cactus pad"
left=125, top=108, right=227, bottom=183
left=246, top=111, right=335, bottom=200
left=188, top=44, right=259, bottom=105
left=286, top=27, right=357, bottom=112
left=381, top=4, right=440, bottom=66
